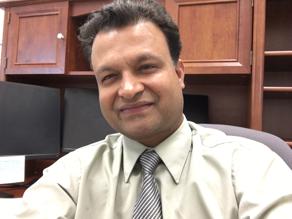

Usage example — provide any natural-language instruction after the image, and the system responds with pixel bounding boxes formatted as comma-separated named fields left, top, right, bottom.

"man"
left=7, top=0, right=292, bottom=218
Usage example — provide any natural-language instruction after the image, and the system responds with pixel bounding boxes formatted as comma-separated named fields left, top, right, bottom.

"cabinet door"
left=5, top=1, right=68, bottom=74
left=165, top=0, right=252, bottom=74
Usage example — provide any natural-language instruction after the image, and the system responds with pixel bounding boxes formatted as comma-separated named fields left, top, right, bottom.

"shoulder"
left=24, top=133, right=124, bottom=204
left=63, top=133, right=122, bottom=162
left=47, top=133, right=123, bottom=173
left=188, top=121, right=292, bottom=180
left=188, top=121, right=280, bottom=162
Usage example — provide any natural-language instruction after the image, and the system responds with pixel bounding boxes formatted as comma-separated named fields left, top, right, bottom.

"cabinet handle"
left=57, top=33, right=65, bottom=40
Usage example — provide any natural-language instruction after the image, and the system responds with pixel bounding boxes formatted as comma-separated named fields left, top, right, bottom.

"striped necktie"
left=133, top=150, right=162, bottom=219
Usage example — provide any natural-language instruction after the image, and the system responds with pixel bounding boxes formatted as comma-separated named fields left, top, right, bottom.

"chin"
left=120, top=125, right=155, bottom=140
left=123, top=128, right=151, bottom=138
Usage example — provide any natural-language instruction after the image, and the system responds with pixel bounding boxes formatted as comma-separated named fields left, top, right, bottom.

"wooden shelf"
left=264, top=86, right=292, bottom=92
left=67, top=71, right=94, bottom=76
left=264, top=51, right=292, bottom=56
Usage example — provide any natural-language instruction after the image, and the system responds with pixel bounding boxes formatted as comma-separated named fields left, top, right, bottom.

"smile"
left=119, top=102, right=153, bottom=115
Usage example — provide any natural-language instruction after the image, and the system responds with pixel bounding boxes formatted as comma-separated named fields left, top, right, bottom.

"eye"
left=101, top=73, right=118, bottom=85
left=138, top=63, right=158, bottom=73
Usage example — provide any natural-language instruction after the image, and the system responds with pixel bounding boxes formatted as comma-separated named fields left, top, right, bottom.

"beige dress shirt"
left=8, top=119, right=292, bottom=218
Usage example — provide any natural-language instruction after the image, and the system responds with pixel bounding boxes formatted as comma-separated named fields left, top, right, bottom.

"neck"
left=135, top=116, right=184, bottom=147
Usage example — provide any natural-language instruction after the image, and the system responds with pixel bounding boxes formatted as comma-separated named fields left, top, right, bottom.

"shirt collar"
left=122, top=136, right=147, bottom=183
left=122, top=117, right=192, bottom=184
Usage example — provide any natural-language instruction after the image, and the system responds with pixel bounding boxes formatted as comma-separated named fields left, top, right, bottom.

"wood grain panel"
left=249, top=0, right=265, bottom=130
left=5, top=1, right=68, bottom=74
left=16, top=12, right=59, bottom=64
left=165, top=0, right=252, bottom=74
left=179, top=2, right=237, bottom=61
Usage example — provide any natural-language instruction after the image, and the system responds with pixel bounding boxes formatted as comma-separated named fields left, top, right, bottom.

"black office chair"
left=200, top=124, right=292, bottom=169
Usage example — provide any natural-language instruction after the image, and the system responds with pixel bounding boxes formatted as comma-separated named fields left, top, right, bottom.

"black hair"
left=78, top=0, right=181, bottom=65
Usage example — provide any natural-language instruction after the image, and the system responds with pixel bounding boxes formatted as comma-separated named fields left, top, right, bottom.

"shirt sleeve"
left=13, top=151, right=82, bottom=219
left=231, top=138, right=292, bottom=219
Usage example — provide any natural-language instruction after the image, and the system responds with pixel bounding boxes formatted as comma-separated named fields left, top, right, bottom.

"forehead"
left=91, top=21, right=171, bottom=68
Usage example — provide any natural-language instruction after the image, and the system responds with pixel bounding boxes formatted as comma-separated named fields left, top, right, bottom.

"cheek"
left=155, top=71, right=182, bottom=93
left=98, top=90, right=115, bottom=115
left=161, top=75, right=184, bottom=106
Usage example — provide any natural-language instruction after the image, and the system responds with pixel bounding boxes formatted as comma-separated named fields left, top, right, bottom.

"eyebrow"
left=95, top=66, right=116, bottom=75
left=135, top=53, right=162, bottom=63
left=94, top=52, right=163, bottom=75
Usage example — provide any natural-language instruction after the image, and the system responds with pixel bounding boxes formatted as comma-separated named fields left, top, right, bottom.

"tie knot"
left=139, top=150, right=161, bottom=174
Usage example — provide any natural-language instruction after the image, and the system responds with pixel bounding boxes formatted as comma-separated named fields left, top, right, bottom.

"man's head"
left=79, top=0, right=185, bottom=147
left=79, top=0, right=181, bottom=65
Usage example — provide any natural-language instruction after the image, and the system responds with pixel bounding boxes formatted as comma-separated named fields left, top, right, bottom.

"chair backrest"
left=200, top=124, right=292, bottom=169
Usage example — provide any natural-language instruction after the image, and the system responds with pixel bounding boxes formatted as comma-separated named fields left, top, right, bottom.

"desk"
left=0, top=159, right=56, bottom=197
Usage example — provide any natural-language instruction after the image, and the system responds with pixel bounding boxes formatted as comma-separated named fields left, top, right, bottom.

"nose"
left=118, top=73, right=144, bottom=100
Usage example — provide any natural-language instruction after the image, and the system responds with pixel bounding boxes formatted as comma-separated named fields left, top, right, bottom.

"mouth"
left=119, top=102, right=154, bottom=115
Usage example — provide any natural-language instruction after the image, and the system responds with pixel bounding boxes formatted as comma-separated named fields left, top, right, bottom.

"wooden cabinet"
left=263, top=0, right=292, bottom=146
left=165, top=0, right=252, bottom=74
left=57, top=0, right=255, bottom=75
left=0, top=0, right=252, bottom=76
left=4, top=1, right=68, bottom=74
left=251, top=0, right=292, bottom=147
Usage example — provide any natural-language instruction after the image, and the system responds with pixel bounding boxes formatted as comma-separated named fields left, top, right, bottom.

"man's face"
left=91, top=21, right=185, bottom=147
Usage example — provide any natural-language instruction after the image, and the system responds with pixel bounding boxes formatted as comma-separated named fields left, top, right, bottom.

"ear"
left=175, top=59, right=185, bottom=89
